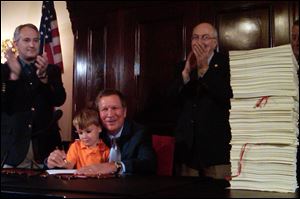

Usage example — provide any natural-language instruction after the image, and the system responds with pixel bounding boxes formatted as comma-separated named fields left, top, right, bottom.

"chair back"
left=152, top=135, right=175, bottom=176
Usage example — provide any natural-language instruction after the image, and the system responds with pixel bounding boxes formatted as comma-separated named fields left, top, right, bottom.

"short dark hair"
left=13, top=23, right=39, bottom=41
left=293, top=19, right=299, bottom=26
left=95, top=89, right=127, bottom=109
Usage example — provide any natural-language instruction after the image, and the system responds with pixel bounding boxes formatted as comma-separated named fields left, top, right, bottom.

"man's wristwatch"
left=114, top=161, right=122, bottom=173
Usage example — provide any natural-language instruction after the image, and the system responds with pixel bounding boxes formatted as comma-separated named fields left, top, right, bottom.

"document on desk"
left=46, top=169, right=77, bottom=175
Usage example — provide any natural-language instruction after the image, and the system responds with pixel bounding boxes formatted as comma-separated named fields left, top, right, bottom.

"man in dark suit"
left=174, top=23, right=233, bottom=180
left=1, top=23, right=66, bottom=168
left=76, top=89, right=156, bottom=175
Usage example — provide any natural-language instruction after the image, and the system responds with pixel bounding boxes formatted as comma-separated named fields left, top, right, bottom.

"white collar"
left=108, top=125, right=124, bottom=139
left=208, top=52, right=214, bottom=65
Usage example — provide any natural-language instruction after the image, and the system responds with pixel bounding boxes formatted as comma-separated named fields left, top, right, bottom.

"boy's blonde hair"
left=72, top=108, right=101, bottom=130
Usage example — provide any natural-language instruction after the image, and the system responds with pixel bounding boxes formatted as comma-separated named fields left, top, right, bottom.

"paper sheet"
left=46, top=169, right=77, bottom=175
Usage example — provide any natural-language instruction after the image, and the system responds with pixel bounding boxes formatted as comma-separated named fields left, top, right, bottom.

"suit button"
left=2, top=83, right=6, bottom=92
left=190, top=120, right=195, bottom=124
left=28, top=124, right=32, bottom=128
left=29, top=82, right=33, bottom=85
left=192, top=104, right=197, bottom=108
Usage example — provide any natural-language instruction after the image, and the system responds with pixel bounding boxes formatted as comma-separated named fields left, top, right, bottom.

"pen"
left=61, top=145, right=68, bottom=164
left=56, top=146, right=67, bottom=164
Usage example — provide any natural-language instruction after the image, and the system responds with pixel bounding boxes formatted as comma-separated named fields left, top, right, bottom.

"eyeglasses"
left=191, top=34, right=216, bottom=41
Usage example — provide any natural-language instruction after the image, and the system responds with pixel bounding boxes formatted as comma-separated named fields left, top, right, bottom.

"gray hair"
left=13, top=23, right=39, bottom=41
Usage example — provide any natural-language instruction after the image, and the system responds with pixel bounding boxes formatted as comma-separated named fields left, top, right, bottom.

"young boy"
left=47, top=108, right=110, bottom=169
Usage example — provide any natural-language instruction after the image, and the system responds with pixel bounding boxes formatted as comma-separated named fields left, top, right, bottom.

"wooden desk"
left=1, top=171, right=298, bottom=198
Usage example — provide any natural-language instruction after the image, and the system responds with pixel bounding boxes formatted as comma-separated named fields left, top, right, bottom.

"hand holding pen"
left=47, top=146, right=70, bottom=169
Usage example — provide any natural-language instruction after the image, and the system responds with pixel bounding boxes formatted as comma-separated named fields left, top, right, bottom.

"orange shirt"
left=66, top=139, right=110, bottom=169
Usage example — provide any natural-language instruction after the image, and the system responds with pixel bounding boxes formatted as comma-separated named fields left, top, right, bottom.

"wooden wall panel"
left=67, top=1, right=299, bottom=136
left=73, top=28, right=106, bottom=111
left=135, top=17, right=183, bottom=133
left=73, top=29, right=89, bottom=112
left=217, top=7, right=270, bottom=51
left=88, top=28, right=106, bottom=107
left=119, top=11, right=136, bottom=119
left=273, top=2, right=290, bottom=46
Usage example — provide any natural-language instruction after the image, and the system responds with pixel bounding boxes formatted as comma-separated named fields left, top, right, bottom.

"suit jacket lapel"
left=100, top=132, right=111, bottom=147
left=116, top=119, right=131, bottom=148
left=209, top=52, right=220, bottom=68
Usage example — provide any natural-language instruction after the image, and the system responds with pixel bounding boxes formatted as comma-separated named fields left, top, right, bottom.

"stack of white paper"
left=229, top=44, right=299, bottom=193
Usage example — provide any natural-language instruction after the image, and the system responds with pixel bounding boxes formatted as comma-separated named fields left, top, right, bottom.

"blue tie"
left=109, top=138, right=121, bottom=162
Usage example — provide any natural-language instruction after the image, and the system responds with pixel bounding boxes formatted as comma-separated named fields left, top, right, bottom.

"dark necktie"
left=23, top=63, right=36, bottom=79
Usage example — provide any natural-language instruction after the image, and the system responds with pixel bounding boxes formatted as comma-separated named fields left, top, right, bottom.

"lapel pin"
left=214, top=64, right=218, bottom=68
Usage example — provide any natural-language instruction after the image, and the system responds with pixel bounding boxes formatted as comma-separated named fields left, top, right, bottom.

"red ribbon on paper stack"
left=253, top=96, right=270, bottom=108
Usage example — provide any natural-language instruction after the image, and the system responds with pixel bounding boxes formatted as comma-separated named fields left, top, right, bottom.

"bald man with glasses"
left=174, top=22, right=233, bottom=182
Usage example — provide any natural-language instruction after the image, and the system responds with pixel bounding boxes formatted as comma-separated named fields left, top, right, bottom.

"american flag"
left=39, top=1, right=64, bottom=72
